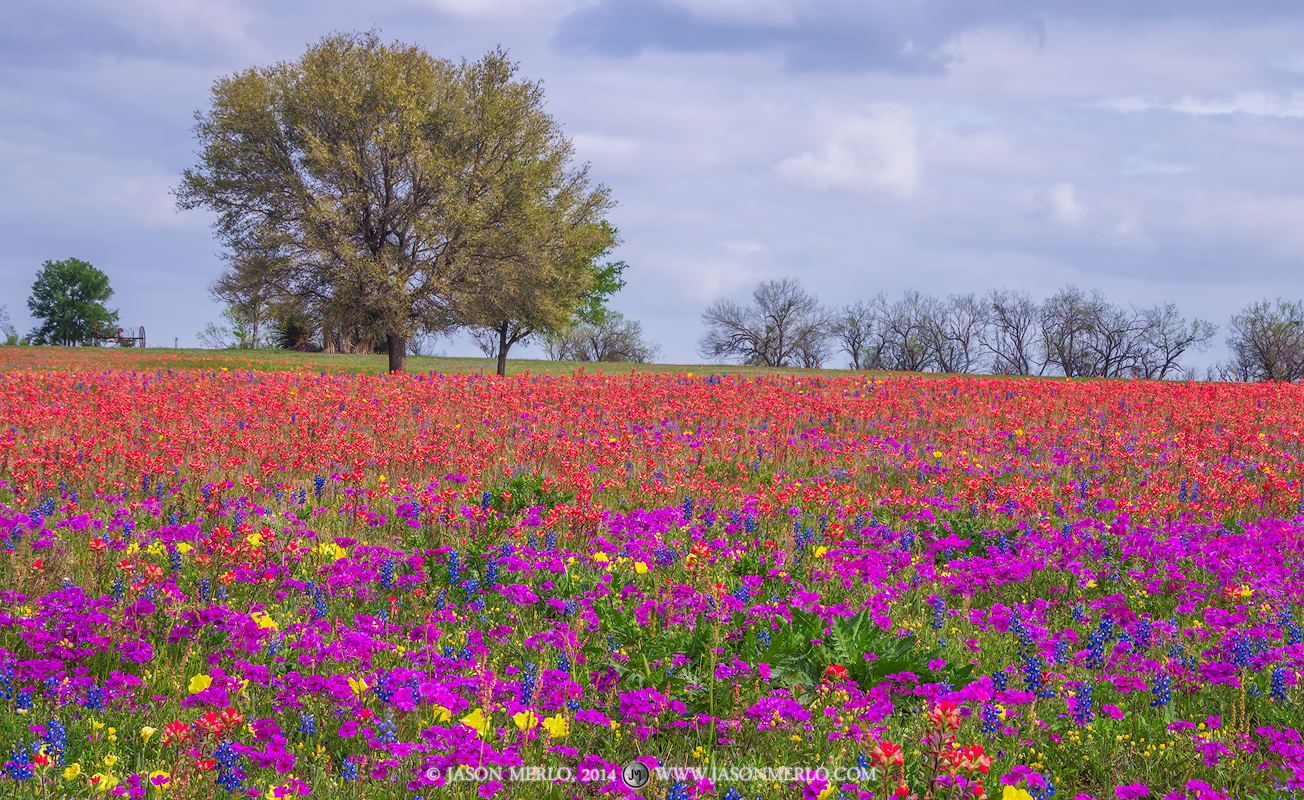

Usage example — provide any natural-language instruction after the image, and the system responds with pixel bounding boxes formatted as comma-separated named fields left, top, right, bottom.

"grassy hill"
left=0, top=345, right=880, bottom=378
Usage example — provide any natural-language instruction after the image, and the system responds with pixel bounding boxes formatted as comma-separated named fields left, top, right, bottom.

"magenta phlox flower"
left=618, top=687, right=685, bottom=722
left=743, top=695, right=811, bottom=726
left=939, top=677, right=993, bottom=704
left=500, top=584, right=538, bottom=605
left=1199, top=662, right=1240, bottom=687
left=1194, top=740, right=1231, bottom=766
left=713, top=659, right=751, bottom=683
left=1186, top=780, right=1231, bottom=800
left=791, top=591, right=822, bottom=612
left=1114, top=783, right=1149, bottom=800
left=575, top=709, right=611, bottom=727
left=418, top=682, right=470, bottom=714
left=1001, top=766, right=1046, bottom=788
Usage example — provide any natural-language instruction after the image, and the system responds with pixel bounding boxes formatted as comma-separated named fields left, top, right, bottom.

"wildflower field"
left=1, top=356, right=1303, bottom=800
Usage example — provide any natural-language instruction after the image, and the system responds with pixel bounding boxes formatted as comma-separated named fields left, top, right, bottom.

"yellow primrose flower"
left=593, top=552, right=609, bottom=563
left=315, top=542, right=347, bottom=561
left=542, top=715, right=569, bottom=738
left=460, top=708, right=490, bottom=737
left=140, top=726, right=157, bottom=744
left=188, top=674, right=213, bottom=694
left=512, top=711, right=540, bottom=731
left=176, top=543, right=193, bottom=554
left=91, top=720, right=105, bottom=731
left=634, top=562, right=649, bottom=574
left=147, top=542, right=165, bottom=557
left=246, top=532, right=262, bottom=547
left=430, top=705, right=452, bottom=722
left=103, top=755, right=118, bottom=768
left=348, top=676, right=369, bottom=697
left=63, top=763, right=81, bottom=781
left=814, top=546, right=828, bottom=558
left=1003, top=787, right=1033, bottom=800
left=92, top=772, right=119, bottom=793
left=252, top=612, right=278, bottom=632
left=818, top=787, right=836, bottom=800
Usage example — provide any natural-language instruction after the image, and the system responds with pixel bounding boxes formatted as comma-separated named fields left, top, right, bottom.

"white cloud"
left=1099, top=91, right=1304, bottom=118
left=1045, top=182, right=1086, bottom=226
left=776, top=105, right=920, bottom=193
left=1107, top=214, right=1152, bottom=249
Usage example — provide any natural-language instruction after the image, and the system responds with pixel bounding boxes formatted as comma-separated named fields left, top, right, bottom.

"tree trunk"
left=496, top=324, right=510, bottom=377
left=387, top=332, right=407, bottom=373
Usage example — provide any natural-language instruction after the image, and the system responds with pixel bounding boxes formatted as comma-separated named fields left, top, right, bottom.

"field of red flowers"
left=1, top=361, right=1302, bottom=800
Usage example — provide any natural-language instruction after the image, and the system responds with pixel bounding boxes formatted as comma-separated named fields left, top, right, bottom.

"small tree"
left=0, top=305, right=16, bottom=346
left=698, top=278, right=828, bottom=367
left=981, top=289, right=1042, bottom=375
left=27, top=258, right=119, bottom=346
left=198, top=308, right=254, bottom=349
left=878, top=291, right=935, bottom=372
left=546, top=311, right=660, bottom=363
left=210, top=252, right=278, bottom=349
left=1223, top=299, right=1304, bottom=382
left=829, top=299, right=880, bottom=370
left=462, top=251, right=624, bottom=376
left=1137, top=304, right=1216, bottom=379
left=925, top=293, right=988, bottom=374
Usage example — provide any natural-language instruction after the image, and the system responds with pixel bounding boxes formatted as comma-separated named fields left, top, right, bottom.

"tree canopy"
left=177, top=31, right=617, bottom=372
left=27, top=258, right=119, bottom=346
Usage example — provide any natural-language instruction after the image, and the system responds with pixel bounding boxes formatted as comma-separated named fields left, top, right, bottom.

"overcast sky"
left=4, top=0, right=1304, bottom=365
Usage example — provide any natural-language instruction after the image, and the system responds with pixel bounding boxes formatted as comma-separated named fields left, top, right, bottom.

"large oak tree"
left=177, top=32, right=616, bottom=372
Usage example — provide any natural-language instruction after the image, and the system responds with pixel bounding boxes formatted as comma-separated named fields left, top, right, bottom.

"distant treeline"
left=699, top=278, right=1304, bottom=382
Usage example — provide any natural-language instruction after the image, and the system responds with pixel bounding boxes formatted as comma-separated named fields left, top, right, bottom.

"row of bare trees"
left=700, top=279, right=1224, bottom=379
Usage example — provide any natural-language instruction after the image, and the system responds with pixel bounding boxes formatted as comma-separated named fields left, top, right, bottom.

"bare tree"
left=925, top=293, right=989, bottom=374
left=794, top=330, right=833, bottom=368
left=469, top=327, right=500, bottom=358
left=1222, top=299, right=1304, bottom=382
left=1136, top=304, right=1217, bottom=379
left=878, top=291, right=936, bottom=372
left=0, top=305, right=15, bottom=345
left=549, top=312, right=660, bottom=363
left=1082, top=299, right=1150, bottom=378
left=982, top=289, right=1042, bottom=375
left=829, top=299, right=881, bottom=370
left=210, top=252, right=279, bottom=349
left=698, top=278, right=828, bottom=367
left=1039, top=286, right=1107, bottom=377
